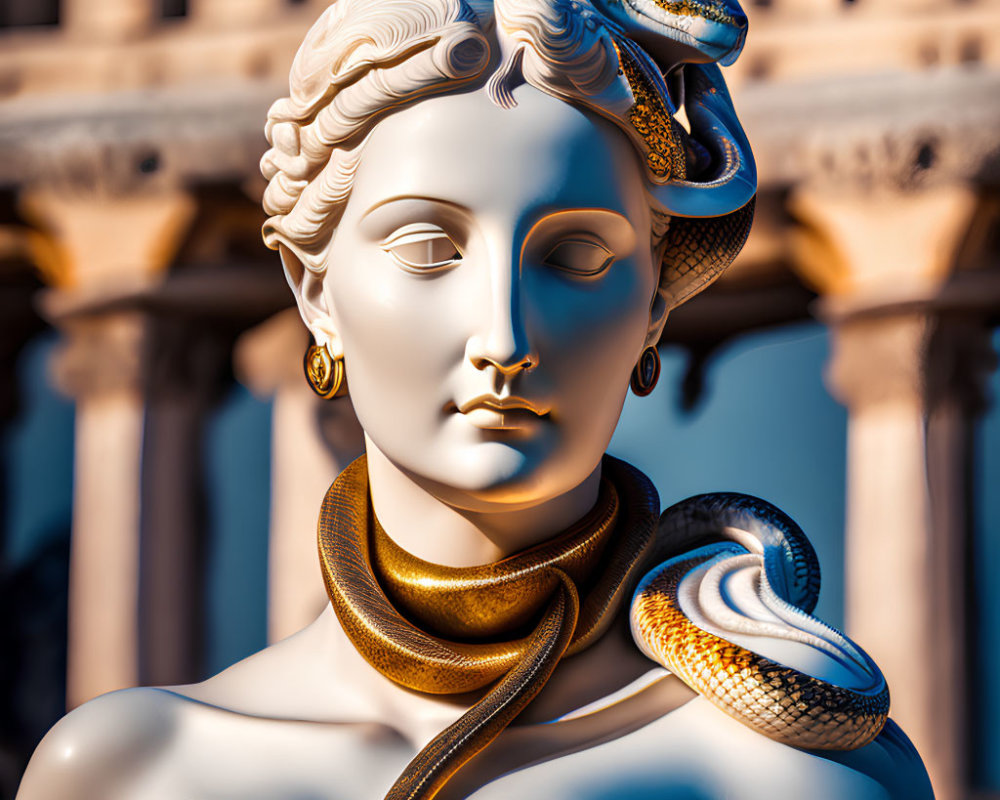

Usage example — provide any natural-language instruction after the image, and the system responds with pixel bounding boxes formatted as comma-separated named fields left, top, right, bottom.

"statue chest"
left=139, top=693, right=898, bottom=800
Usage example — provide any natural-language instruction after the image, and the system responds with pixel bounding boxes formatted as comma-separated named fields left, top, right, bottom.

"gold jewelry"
left=303, top=342, right=346, bottom=399
left=630, top=346, right=661, bottom=396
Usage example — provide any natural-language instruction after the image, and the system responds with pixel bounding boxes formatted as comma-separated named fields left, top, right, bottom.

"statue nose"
left=465, top=253, right=538, bottom=376
left=466, top=313, right=539, bottom=375
left=469, top=350, right=538, bottom=375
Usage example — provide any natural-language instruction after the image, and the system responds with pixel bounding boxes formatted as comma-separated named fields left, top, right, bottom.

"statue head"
left=261, top=0, right=755, bottom=509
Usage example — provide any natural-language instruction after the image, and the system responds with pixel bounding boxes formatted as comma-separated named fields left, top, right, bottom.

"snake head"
left=650, top=61, right=757, bottom=217
left=590, top=0, right=749, bottom=69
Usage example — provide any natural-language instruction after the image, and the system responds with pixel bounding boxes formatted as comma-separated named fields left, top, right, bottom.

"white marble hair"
left=259, top=0, right=754, bottom=306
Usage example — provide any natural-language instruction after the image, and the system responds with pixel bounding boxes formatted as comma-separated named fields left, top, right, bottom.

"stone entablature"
left=1, top=2, right=998, bottom=197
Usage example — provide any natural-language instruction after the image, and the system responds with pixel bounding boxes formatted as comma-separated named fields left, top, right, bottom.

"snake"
left=632, top=494, right=889, bottom=751
left=317, top=456, right=889, bottom=800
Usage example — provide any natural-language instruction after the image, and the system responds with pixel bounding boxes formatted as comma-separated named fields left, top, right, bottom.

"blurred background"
left=0, top=0, right=998, bottom=798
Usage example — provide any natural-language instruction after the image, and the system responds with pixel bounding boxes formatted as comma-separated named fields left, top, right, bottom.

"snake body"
left=632, top=494, right=889, bottom=751
left=317, top=457, right=890, bottom=800
left=319, top=457, right=658, bottom=697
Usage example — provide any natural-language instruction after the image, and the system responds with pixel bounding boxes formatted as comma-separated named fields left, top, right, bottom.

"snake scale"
left=318, top=456, right=889, bottom=800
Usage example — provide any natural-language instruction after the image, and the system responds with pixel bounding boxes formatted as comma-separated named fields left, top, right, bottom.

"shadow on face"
left=320, top=85, right=664, bottom=509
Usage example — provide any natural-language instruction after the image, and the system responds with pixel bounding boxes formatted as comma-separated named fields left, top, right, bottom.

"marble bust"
left=18, top=1, right=933, bottom=798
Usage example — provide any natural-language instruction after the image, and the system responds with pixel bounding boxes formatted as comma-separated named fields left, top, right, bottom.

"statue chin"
left=15, top=2, right=934, bottom=800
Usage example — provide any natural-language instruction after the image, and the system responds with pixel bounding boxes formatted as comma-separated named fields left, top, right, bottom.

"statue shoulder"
left=757, top=715, right=933, bottom=800
left=664, top=698, right=932, bottom=800
left=17, top=687, right=182, bottom=800
left=826, top=718, right=934, bottom=800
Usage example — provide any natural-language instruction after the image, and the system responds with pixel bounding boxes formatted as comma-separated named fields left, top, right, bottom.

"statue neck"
left=363, top=436, right=602, bottom=567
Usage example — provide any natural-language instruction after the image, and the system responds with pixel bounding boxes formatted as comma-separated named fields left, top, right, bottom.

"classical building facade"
left=1, top=1, right=998, bottom=798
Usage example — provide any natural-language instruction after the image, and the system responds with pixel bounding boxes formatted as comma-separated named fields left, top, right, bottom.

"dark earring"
left=304, top=342, right=347, bottom=399
left=630, top=346, right=661, bottom=397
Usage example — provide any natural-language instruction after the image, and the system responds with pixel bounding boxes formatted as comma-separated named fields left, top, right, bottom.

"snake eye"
left=543, top=238, right=615, bottom=278
left=382, top=224, right=462, bottom=274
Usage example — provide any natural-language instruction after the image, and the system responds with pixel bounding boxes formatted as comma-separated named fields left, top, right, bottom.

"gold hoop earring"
left=304, top=342, right=346, bottom=399
left=630, top=346, right=661, bottom=397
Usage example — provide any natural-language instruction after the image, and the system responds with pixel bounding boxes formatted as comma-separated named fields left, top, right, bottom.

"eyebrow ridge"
left=361, top=195, right=473, bottom=221
left=523, top=207, right=635, bottom=238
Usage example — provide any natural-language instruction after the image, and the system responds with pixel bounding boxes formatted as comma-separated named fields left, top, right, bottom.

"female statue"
left=18, top=1, right=933, bottom=798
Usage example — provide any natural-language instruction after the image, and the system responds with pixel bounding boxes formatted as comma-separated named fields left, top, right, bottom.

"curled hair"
left=262, top=0, right=491, bottom=274
left=262, top=0, right=755, bottom=307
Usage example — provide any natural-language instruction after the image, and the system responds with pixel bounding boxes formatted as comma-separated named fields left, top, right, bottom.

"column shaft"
left=68, top=392, right=144, bottom=706
left=49, top=313, right=148, bottom=708
left=268, top=384, right=364, bottom=641
left=794, top=184, right=982, bottom=800
left=233, top=310, right=364, bottom=644
left=26, top=188, right=195, bottom=706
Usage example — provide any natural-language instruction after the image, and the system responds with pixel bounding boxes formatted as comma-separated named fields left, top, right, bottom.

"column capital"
left=825, top=311, right=927, bottom=410
left=825, top=304, right=998, bottom=417
left=62, top=0, right=154, bottom=41
left=20, top=188, right=195, bottom=290
left=788, top=184, right=977, bottom=301
left=21, top=186, right=197, bottom=400
left=233, top=308, right=309, bottom=398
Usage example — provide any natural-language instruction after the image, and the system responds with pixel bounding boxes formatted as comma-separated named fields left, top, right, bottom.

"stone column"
left=791, top=184, right=988, bottom=800
left=46, top=313, right=146, bottom=709
left=234, top=310, right=364, bottom=644
left=23, top=188, right=195, bottom=707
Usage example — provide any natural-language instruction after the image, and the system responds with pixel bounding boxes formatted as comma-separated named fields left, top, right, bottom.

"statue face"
left=322, top=86, right=660, bottom=509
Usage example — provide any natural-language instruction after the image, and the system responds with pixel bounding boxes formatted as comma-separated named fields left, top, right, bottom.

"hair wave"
left=261, top=0, right=755, bottom=306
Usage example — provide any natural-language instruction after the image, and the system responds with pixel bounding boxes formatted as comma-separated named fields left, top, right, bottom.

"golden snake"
left=317, top=456, right=889, bottom=800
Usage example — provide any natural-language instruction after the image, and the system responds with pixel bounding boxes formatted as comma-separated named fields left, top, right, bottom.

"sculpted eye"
left=381, top=224, right=462, bottom=274
left=543, top=238, right=615, bottom=278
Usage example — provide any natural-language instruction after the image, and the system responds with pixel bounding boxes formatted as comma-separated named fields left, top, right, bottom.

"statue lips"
left=454, top=394, right=552, bottom=432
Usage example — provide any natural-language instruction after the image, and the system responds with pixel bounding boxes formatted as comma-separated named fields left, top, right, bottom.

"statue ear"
left=278, top=243, right=343, bottom=357
left=643, top=285, right=670, bottom=351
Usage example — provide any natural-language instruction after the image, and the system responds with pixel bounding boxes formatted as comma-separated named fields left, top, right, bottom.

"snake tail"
left=384, top=571, right=579, bottom=800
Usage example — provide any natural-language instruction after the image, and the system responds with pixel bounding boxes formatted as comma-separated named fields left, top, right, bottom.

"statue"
left=18, top=1, right=934, bottom=798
